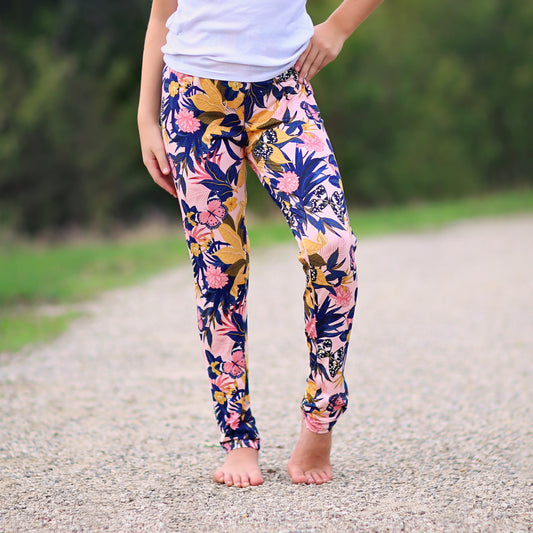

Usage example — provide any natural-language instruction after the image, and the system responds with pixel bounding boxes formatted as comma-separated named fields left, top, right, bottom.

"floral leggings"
left=161, top=66, right=358, bottom=452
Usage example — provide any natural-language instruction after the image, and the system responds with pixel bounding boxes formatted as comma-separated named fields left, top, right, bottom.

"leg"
left=161, top=67, right=262, bottom=486
left=246, top=71, right=358, bottom=483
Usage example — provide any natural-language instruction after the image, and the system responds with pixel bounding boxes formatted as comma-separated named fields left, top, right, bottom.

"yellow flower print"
left=228, top=81, right=243, bottom=91
left=168, top=81, right=179, bottom=98
left=190, top=242, right=200, bottom=256
left=214, top=390, right=226, bottom=405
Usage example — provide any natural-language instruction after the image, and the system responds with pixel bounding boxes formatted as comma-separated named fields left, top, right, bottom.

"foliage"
left=0, top=0, right=532, bottom=234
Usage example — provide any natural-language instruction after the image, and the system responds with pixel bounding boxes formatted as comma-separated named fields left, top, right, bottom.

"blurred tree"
left=0, top=0, right=531, bottom=234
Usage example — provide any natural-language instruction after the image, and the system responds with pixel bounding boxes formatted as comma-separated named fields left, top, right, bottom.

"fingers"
left=143, top=152, right=177, bottom=198
left=295, top=45, right=322, bottom=82
left=294, top=22, right=345, bottom=82
left=139, top=125, right=178, bottom=198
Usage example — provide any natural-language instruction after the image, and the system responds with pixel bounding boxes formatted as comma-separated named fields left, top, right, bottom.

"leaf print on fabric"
left=305, top=316, right=317, bottom=339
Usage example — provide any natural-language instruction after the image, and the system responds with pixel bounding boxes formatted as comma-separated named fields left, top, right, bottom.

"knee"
left=302, top=229, right=356, bottom=276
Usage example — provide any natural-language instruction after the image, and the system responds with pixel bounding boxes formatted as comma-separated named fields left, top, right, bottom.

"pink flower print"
left=334, top=286, right=352, bottom=308
left=304, top=134, right=325, bottom=153
left=305, top=317, right=317, bottom=339
left=222, top=349, right=246, bottom=378
left=226, top=411, right=241, bottom=430
left=277, top=171, right=299, bottom=194
left=205, top=265, right=229, bottom=289
left=176, top=109, right=200, bottom=133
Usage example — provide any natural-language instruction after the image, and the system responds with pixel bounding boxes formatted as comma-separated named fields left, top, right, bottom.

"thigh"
left=245, top=74, right=351, bottom=241
left=161, top=66, right=247, bottom=211
left=161, top=67, right=250, bottom=306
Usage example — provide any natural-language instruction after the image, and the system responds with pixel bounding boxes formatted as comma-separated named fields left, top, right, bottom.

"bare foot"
left=212, top=448, right=263, bottom=488
left=287, top=421, right=332, bottom=484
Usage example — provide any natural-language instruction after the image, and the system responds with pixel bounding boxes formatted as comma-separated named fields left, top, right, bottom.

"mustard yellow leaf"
left=268, top=145, right=290, bottom=166
left=218, top=223, right=245, bottom=251
left=215, top=247, right=245, bottom=266
left=230, top=268, right=247, bottom=299
left=302, top=232, right=327, bottom=255
left=193, top=79, right=226, bottom=113
left=236, top=164, right=246, bottom=189
left=272, top=129, right=295, bottom=144
left=313, top=268, right=329, bottom=286
left=226, top=91, right=245, bottom=110
left=250, top=109, right=277, bottom=128
left=305, top=379, right=317, bottom=400
left=304, top=289, right=315, bottom=310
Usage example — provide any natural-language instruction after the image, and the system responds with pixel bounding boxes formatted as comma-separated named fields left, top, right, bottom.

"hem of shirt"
left=163, top=54, right=298, bottom=83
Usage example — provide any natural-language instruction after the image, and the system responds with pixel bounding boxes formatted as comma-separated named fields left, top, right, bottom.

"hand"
left=294, top=21, right=346, bottom=83
left=138, top=120, right=177, bottom=198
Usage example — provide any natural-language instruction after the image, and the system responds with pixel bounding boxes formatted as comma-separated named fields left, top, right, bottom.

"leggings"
left=161, top=66, right=358, bottom=452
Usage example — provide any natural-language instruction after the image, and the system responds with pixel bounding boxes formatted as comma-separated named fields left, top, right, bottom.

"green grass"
left=0, top=311, right=82, bottom=353
left=0, top=236, right=189, bottom=306
left=250, top=187, right=533, bottom=245
left=1, top=188, right=532, bottom=353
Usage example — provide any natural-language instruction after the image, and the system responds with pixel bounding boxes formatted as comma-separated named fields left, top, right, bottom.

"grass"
left=1, top=188, right=532, bottom=353
left=0, top=312, right=83, bottom=354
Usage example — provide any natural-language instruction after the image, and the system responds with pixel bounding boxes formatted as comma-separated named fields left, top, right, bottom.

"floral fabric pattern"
left=161, top=66, right=358, bottom=451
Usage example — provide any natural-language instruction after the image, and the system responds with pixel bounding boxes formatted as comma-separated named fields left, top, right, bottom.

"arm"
left=138, top=0, right=178, bottom=197
left=295, top=0, right=384, bottom=82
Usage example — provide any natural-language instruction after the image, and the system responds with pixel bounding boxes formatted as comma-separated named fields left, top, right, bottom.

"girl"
left=138, top=0, right=383, bottom=488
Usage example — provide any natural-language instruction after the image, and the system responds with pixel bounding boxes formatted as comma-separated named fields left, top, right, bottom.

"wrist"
left=324, top=14, right=352, bottom=43
left=137, top=108, right=160, bottom=128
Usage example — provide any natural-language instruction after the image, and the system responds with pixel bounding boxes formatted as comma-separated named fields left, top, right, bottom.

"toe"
left=233, top=474, right=242, bottom=488
left=250, top=471, right=264, bottom=486
left=212, top=470, right=225, bottom=484
left=311, top=471, right=324, bottom=484
left=288, top=465, right=308, bottom=484
left=223, top=472, right=234, bottom=487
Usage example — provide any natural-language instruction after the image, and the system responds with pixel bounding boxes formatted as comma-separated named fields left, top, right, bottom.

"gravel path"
left=1, top=215, right=532, bottom=532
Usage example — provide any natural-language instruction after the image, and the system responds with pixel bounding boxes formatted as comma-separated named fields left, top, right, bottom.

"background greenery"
left=1, top=0, right=531, bottom=235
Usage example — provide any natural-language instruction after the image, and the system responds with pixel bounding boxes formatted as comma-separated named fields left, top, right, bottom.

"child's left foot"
left=287, top=421, right=332, bottom=484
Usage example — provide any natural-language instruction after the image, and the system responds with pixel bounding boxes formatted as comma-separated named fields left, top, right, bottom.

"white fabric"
left=162, top=0, right=314, bottom=82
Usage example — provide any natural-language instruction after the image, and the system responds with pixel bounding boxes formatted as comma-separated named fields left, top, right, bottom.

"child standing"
left=138, top=0, right=383, bottom=487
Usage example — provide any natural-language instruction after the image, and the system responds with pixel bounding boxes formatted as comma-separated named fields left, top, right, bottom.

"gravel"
left=1, top=214, right=532, bottom=532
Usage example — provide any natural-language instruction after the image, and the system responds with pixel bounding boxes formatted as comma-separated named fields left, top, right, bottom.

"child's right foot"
left=212, top=448, right=263, bottom=487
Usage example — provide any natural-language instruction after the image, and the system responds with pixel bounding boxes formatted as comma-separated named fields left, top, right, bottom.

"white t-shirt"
left=161, top=0, right=314, bottom=82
